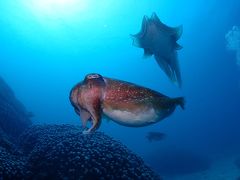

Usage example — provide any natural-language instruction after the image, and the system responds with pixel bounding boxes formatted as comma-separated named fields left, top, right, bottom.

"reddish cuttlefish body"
left=70, top=73, right=184, bottom=134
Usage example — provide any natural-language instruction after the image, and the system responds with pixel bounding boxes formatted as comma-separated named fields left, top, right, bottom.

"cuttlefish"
left=69, top=73, right=184, bottom=134
left=131, top=12, right=183, bottom=87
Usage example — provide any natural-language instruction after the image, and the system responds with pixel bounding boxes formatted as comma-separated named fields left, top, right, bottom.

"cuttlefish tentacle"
left=76, top=74, right=105, bottom=134
left=79, top=108, right=91, bottom=129
left=82, top=100, right=102, bottom=134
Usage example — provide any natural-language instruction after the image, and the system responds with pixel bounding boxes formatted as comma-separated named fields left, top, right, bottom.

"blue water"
left=1, top=0, right=240, bottom=179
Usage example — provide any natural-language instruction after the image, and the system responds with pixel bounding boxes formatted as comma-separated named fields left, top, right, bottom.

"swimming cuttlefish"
left=70, top=73, right=184, bottom=134
left=131, top=12, right=183, bottom=87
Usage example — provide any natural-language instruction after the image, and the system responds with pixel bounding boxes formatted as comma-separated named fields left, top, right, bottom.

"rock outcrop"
left=18, top=124, right=160, bottom=180
left=0, top=77, right=31, bottom=140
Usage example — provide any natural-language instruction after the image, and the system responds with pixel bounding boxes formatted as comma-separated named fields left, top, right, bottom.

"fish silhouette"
left=131, top=12, right=183, bottom=87
left=69, top=73, right=184, bottom=134
left=146, top=132, right=166, bottom=142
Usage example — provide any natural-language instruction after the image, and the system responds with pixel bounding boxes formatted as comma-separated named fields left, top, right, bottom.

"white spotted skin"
left=69, top=74, right=181, bottom=133
left=101, top=78, right=176, bottom=127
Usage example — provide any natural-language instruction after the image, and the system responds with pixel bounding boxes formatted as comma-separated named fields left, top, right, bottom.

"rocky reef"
left=0, top=146, right=26, bottom=179
left=0, top=124, right=160, bottom=179
left=0, top=77, right=160, bottom=179
left=0, top=76, right=30, bottom=179
left=0, top=77, right=32, bottom=140
left=18, top=124, right=160, bottom=180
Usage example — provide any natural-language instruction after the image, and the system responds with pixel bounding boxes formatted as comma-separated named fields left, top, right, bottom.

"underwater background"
left=0, top=0, right=240, bottom=179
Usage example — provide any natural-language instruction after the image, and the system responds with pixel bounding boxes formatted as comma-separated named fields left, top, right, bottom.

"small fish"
left=146, top=132, right=166, bottom=142
left=131, top=12, right=183, bottom=87
left=69, top=73, right=185, bottom=134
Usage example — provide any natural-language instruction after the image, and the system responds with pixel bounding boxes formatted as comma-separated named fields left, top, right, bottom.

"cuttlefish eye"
left=84, top=73, right=105, bottom=87
left=86, top=73, right=102, bottom=79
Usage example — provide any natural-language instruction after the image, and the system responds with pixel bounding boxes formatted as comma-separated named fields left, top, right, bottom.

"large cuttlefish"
left=70, top=73, right=184, bottom=134
left=131, top=12, right=183, bottom=87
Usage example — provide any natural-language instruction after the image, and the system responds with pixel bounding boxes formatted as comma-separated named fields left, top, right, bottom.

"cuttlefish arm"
left=74, top=105, right=101, bottom=134
left=70, top=85, right=91, bottom=130
left=78, top=79, right=104, bottom=134
left=70, top=88, right=102, bottom=134
left=131, top=15, right=148, bottom=48
left=78, top=108, right=91, bottom=129
left=82, top=98, right=102, bottom=134
left=70, top=74, right=106, bottom=134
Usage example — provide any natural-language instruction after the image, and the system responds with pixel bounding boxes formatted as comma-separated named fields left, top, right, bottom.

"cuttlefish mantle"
left=70, top=73, right=185, bottom=134
left=131, top=12, right=183, bottom=87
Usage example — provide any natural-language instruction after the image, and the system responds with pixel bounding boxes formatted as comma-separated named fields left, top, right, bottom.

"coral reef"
left=0, top=146, right=27, bottom=179
left=0, top=77, right=32, bottom=140
left=0, top=124, right=160, bottom=179
left=18, top=124, right=160, bottom=180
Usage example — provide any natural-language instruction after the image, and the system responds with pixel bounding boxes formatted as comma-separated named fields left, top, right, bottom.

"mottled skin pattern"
left=70, top=73, right=184, bottom=134
left=103, top=78, right=169, bottom=111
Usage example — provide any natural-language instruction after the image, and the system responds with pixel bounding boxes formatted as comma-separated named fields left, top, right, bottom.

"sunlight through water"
left=24, top=0, right=89, bottom=21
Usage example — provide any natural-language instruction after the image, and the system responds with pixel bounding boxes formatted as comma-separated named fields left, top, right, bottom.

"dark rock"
left=0, top=130, right=15, bottom=153
left=0, top=77, right=32, bottom=140
left=0, top=77, right=32, bottom=179
left=18, top=124, right=161, bottom=180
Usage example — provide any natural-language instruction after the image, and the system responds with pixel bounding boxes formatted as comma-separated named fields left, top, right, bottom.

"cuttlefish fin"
left=151, top=12, right=183, bottom=40
left=79, top=108, right=91, bottom=129
left=172, top=97, right=185, bottom=110
left=83, top=101, right=102, bottom=134
left=172, top=25, right=183, bottom=41
left=131, top=15, right=148, bottom=48
left=143, top=48, right=154, bottom=58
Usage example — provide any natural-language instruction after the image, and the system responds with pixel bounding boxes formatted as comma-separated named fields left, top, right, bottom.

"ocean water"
left=0, top=0, right=240, bottom=179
